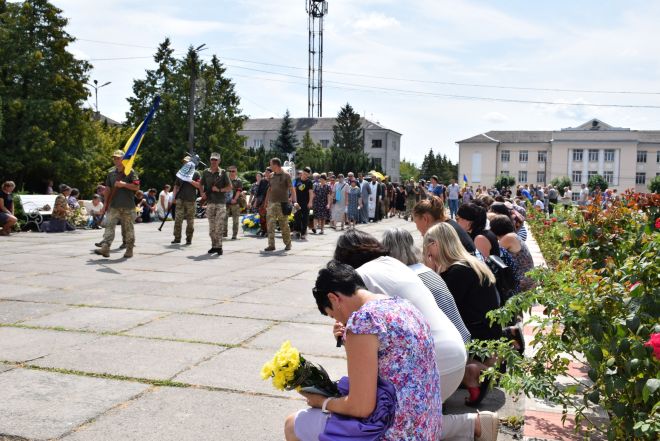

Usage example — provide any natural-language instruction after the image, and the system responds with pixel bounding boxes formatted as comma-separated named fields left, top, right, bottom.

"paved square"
left=0, top=218, right=520, bottom=439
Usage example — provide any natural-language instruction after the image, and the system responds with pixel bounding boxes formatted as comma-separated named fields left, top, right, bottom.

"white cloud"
left=483, top=112, right=508, bottom=123
left=353, top=13, right=400, bottom=32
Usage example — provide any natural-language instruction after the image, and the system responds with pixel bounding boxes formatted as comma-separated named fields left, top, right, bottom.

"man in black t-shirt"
left=294, top=166, right=314, bottom=239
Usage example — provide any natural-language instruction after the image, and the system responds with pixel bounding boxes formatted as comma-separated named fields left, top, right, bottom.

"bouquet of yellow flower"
left=241, top=213, right=260, bottom=234
left=261, top=341, right=339, bottom=397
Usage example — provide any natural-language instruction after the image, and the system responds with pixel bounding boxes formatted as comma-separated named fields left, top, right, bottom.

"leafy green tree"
left=494, top=175, right=516, bottom=189
left=332, top=103, right=363, bottom=151
left=272, top=109, right=298, bottom=156
left=436, top=153, right=458, bottom=183
left=295, top=130, right=328, bottom=172
left=648, top=175, right=660, bottom=194
left=0, top=0, right=111, bottom=195
left=587, top=174, right=608, bottom=192
left=419, top=149, right=436, bottom=179
left=551, top=176, right=572, bottom=196
left=243, top=145, right=270, bottom=171
left=399, top=158, right=420, bottom=182
left=126, top=39, right=246, bottom=190
left=328, top=148, right=369, bottom=175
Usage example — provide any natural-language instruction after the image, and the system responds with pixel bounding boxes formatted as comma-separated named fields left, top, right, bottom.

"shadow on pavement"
left=186, top=254, right=219, bottom=261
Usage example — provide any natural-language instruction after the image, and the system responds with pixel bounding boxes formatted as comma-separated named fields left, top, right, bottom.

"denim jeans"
left=449, top=199, right=459, bottom=218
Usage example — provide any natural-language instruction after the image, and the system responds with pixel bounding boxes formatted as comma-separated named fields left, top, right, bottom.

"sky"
left=51, top=0, right=660, bottom=164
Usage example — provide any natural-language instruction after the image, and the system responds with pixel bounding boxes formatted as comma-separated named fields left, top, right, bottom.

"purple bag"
left=320, top=376, right=397, bottom=441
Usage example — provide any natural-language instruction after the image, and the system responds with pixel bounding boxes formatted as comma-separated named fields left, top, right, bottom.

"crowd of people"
left=4, top=150, right=546, bottom=439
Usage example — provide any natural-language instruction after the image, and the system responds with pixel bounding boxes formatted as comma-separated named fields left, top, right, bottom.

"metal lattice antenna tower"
left=307, top=0, right=328, bottom=118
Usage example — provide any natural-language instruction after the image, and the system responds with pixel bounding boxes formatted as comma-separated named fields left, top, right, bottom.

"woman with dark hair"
left=412, top=196, right=477, bottom=255
left=395, top=183, right=406, bottom=217
left=312, top=174, right=331, bottom=234
left=285, top=261, right=444, bottom=440
left=489, top=215, right=535, bottom=292
left=456, top=203, right=499, bottom=258
left=334, top=229, right=467, bottom=402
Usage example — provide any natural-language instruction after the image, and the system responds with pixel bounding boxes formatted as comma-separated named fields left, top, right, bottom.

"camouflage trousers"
left=206, top=203, right=226, bottom=248
left=101, top=207, right=135, bottom=247
left=224, top=204, right=240, bottom=238
left=173, top=200, right=195, bottom=241
left=267, top=202, right=291, bottom=248
left=405, top=198, right=416, bottom=219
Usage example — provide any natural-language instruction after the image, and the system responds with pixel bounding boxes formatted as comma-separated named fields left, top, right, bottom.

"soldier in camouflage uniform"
left=201, top=152, right=232, bottom=255
left=95, top=150, right=140, bottom=258
left=172, top=155, right=202, bottom=245
left=224, top=166, right=243, bottom=240
left=264, top=158, right=295, bottom=252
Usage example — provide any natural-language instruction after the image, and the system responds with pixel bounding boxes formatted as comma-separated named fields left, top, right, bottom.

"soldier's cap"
left=112, top=149, right=124, bottom=158
left=183, top=155, right=192, bottom=162
left=303, top=166, right=312, bottom=174
left=210, top=152, right=221, bottom=160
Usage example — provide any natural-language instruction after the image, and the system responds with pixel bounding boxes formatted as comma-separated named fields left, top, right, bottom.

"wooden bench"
left=19, top=194, right=57, bottom=231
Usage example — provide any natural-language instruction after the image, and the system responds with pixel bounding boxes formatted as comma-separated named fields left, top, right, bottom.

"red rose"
left=655, top=218, right=660, bottom=229
left=645, top=333, right=660, bottom=360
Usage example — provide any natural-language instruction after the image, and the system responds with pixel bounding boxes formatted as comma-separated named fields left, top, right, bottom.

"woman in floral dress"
left=313, top=174, right=331, bottom=234
left=346, top=179, right=361, bottom=228
left=285, top=261, right=442, bottom=440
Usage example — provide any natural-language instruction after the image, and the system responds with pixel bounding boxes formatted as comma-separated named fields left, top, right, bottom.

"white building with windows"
left=238, top=117, right=401, bottom=181
left=457, top=119, right=660, bottom=194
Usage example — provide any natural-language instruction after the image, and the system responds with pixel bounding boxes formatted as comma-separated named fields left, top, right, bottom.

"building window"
left=243, top=139, right=248, bottom=148
left=501, top=150, right=510, bottom=162
left=572, top=192, right=580, bottom=202
left=587, top=171, right=598, bottom=182
left=391, top=159, right=395, bottom=169
left=370, top=158, right=382, bottom=171
left=604, top=149, right=615, bottom=162
left=500, top=170, right=509, bottom=176
left=371, top=139, right=382, bottom=148
left=253, top=139, right=263, bottom=148
left=537, top=151, right=547, bottom=163
left=269, top=139, right=275, bottom=148
left=603, top=171, right=614, bottom=184
left=572, top=170, right=582, bottom=183
left=519, top=150, right=528, bottom=163
left=392, top=142, right=397, bottom=151
left=636, top=173, right=646, bottom=184
left=518, top=171, right=527, bottom=183
left=320, top=139, right=329, bottom=148
left=657, top=151, right=660, bottom=163
left=573, top=149, right=583, bottom=162
left=537, top=171, right=545, bottom=183
left=588, top=149, right=599, bottom=162
left=637, top=151, right=647, bottom=163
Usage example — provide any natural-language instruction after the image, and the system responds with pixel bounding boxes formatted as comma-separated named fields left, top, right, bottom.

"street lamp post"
left=187, top=43, right=206, bottom=154
left=88, top=79, right=111, bottom=119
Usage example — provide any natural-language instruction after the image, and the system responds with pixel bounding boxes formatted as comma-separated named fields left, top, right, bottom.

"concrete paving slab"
left=0, top=368, right=148, bottom=440
left=98, top=293, right=220, bottom=312
left=191, top=301, right=303, bottom=321
left=234, top=279, right=316, bottom=307
left=6, top=290, right=134, bottom=306
left=0, top=300, right=70, bottom=324
left=290, top=308, right=336, bottom=325
left=61, top=387, right=302, bottom=441
left=174, top=347, right=347, bottom=397
left=0, top=362, right=14, bottom=373
left=0, top=283, right=47, bottom=298
left=126, top=313, right=272, bottom=345
left=247, top=322, right=341, bottom=357
left=22, top=307, right=166, bottom=333
left=0, top=327, right=99, bottom=363
left=33, top=335, right=222, bottom=379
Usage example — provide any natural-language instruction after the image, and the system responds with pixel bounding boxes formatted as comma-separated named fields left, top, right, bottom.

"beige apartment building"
left=238, top=117, right=402, bottom=182
left=457, top=119, right=660, bottom=195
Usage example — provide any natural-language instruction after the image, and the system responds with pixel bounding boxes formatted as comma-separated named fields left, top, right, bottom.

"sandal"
left=466, top=376, right=491, bottom=407
left=504, top=323, right=525, bottom=356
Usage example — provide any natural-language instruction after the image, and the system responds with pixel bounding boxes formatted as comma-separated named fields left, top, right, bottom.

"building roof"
left=240, top=117, right=401, bottom=135
left=457, top=119, right=660, bottom=144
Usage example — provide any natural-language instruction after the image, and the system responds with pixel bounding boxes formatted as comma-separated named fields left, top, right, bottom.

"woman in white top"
left=333, top=229, right=467, bottom=401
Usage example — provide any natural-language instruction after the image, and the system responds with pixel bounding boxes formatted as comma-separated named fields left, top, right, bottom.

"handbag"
left=281, top=202, right=293, bottom=216
left=486, top=255, right=515, bottom=299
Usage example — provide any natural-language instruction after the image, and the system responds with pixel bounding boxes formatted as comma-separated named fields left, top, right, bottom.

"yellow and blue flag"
left=463, top=174, right=468, bottom=187
left=121, top=96, right=161, bottom=175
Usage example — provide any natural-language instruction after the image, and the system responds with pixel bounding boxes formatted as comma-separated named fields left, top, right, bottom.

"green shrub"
left=494, top=175, right=516, bottom=189
left=479, top=192, right=660, bottom=440
left=551, top=176, right=572, bottom=196
left=649, top=175, right=660, bottom=194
